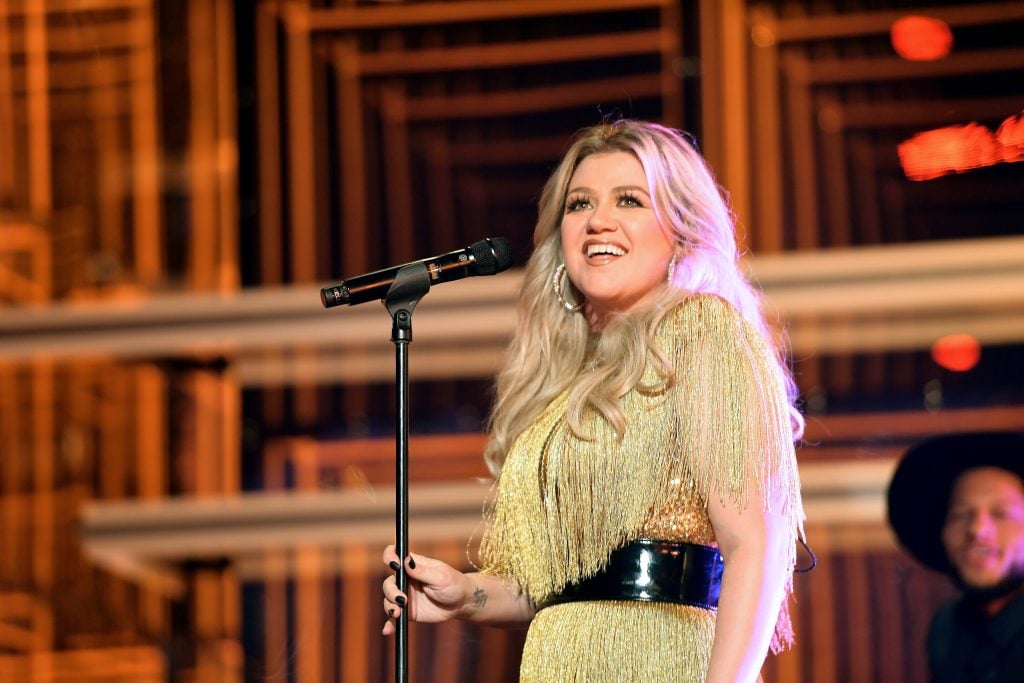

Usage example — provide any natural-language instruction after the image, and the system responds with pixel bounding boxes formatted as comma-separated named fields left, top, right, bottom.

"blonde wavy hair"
left=483, top=120, right=803, bottom=474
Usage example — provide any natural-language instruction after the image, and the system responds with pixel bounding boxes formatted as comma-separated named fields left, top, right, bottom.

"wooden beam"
left=289, top=0, right=669, bottom=32
left=358, top=29, right=667, bottom=75
left=758, top=2, right=1024, bottom=43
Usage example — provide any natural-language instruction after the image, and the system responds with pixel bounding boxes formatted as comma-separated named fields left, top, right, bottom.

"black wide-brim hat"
left=886, top=430, right=1024, bottom=576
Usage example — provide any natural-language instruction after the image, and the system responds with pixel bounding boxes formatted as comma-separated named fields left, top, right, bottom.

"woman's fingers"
left=382, top=545, right=422, bottom=576
left=383, top=597, right=402, bottom=619
left=382, top=604, right=398, bottom=636
left=401, top=552, right=452, bottom=591
left=381, top=583, right=404, bottom=637
left=381, top=548, right=465, bottom=632
left=381, top=574, right=407, bottom=606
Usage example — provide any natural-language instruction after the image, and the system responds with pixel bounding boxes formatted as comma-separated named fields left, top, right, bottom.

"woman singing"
left=382, top=120, right=806, bottom=682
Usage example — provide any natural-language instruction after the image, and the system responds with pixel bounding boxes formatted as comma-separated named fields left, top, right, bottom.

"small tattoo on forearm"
left=472, top=587, right=487, bottom=609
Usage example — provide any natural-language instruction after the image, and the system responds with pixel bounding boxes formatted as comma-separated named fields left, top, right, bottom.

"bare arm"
left=381, top=546, right=535, bottom=635
left=704, top=488, right=791, bottom=683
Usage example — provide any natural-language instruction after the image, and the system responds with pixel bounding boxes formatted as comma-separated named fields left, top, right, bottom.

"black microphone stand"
left=382, top=262, right=432, bottom=683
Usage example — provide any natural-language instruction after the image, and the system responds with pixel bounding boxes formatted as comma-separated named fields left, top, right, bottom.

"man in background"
left=887, top=431, right=1024, bottom=683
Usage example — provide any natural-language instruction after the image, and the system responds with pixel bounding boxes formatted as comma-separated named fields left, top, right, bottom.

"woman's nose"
left=586, top=203, right=618, bottom=233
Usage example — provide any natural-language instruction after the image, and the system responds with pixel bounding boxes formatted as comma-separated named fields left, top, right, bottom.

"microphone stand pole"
left=383, top=263, right=432, bottom=683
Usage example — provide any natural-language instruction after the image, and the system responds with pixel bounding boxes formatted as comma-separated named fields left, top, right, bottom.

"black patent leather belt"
left=537, top=539, right=723, bottom=611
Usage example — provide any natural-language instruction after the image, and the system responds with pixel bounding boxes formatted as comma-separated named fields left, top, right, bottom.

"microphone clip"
left=385, top=262, right=432, bottom=342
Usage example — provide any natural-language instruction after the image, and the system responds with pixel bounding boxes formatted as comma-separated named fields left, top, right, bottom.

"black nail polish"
left=388, top=608, right=396, bottom=618
left=407, top=556, right=416, bottom=569
left=395, top=595, right=406, bottom=607
left=389, top=561, right=400, bottom=572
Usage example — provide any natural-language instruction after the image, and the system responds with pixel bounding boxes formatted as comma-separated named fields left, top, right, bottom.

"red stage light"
left=931, top=333, right=981, bottom=372
left=996, top=110, right=1024, bottom=152
left=898, top=111, right=1024, bottom=180
left=891, top=16, right=953, bottom=61
left=898, top=123, right=1001, bottom=181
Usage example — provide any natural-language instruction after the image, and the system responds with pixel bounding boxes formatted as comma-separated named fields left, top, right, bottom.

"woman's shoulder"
left=659, top=292, right=777, bottom=362
left=653, top=293, right=745, bottom=357
left=662, top=292, right=745, bottom=330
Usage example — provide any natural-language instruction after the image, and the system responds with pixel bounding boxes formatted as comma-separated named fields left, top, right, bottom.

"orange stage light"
left=996, top=110, right=1024, bottom=151
left=899, top=111, right=1024, bottom=180
left=890, top=16, right=953, bottom=61
left=898, top=123, right=1001, bottom=181
left=931, top=333, right=981, bottom=372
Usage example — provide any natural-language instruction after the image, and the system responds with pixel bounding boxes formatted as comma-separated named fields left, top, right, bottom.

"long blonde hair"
left=484, top=120, right=802, bottom=474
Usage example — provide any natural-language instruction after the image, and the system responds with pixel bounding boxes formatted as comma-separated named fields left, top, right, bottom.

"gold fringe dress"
left=480, top=295, right=805, bottom=682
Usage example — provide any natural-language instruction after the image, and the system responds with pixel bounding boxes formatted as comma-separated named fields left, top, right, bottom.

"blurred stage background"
left=0, top=0, right=1022, bottom=681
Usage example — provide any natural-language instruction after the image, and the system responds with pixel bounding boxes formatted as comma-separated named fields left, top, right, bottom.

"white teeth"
left=586, top=243, right=626, bottom=257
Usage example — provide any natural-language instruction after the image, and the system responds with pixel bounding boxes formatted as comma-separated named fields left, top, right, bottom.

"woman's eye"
left=566, top=197, right=591, bottom=212
left=618, top=193, right=642, bottom=207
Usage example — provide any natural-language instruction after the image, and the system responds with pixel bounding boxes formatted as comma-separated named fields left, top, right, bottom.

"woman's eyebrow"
left=612, top=184, right=651, bottom=196
left=566, top=184, right=651, bottom=196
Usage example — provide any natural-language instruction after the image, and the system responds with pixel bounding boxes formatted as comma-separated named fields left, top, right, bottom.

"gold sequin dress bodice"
left=481, top=295, right=805, bottom=682
left=639, top=475, right=716, bottom=547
